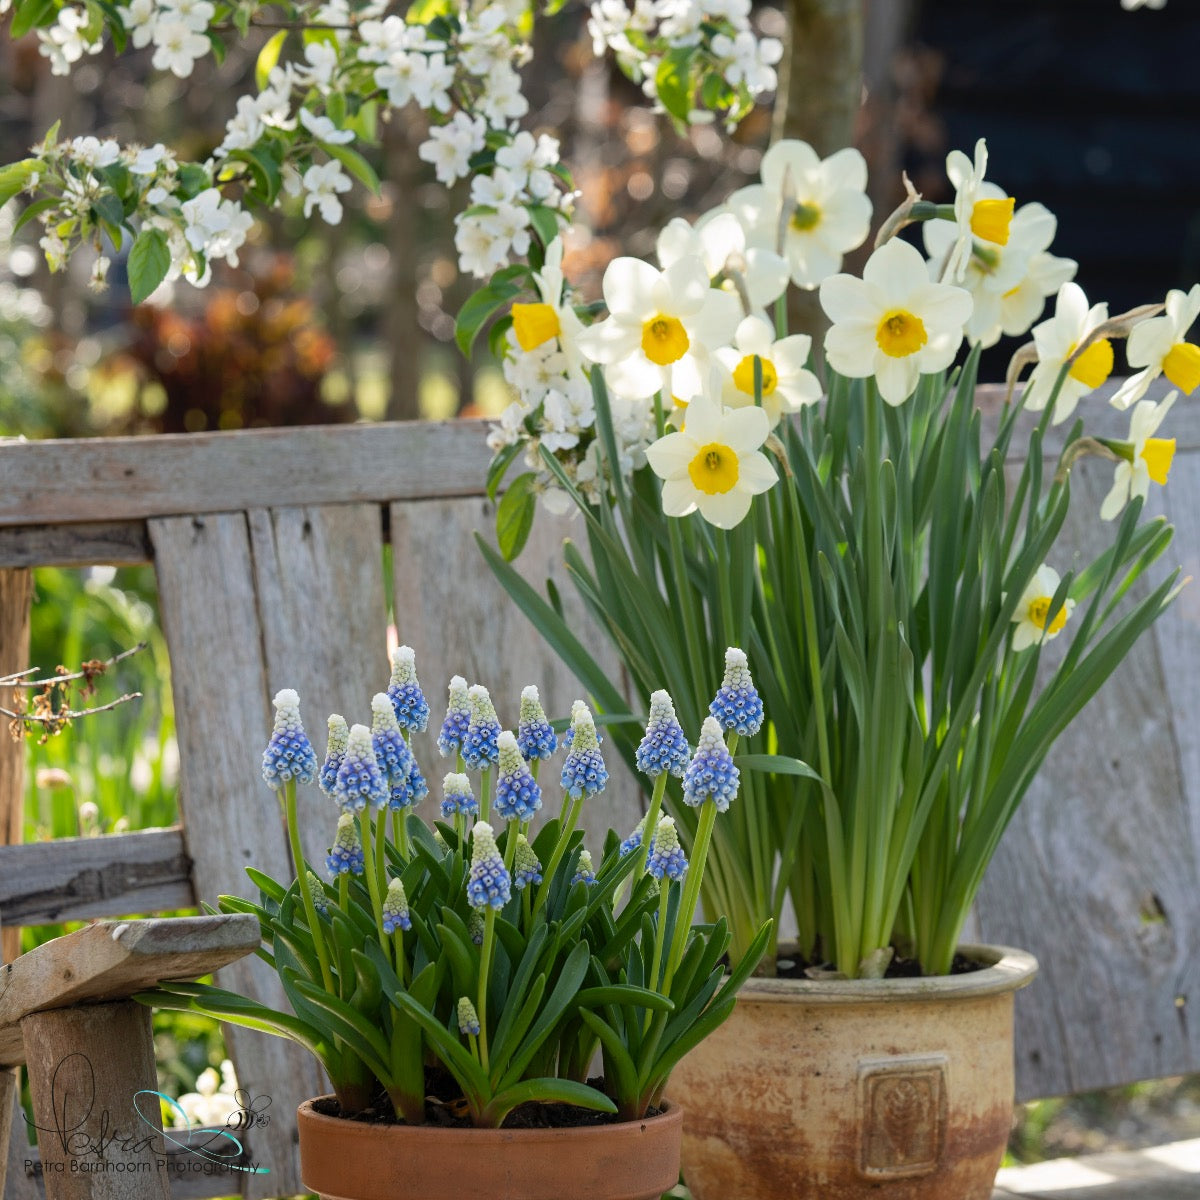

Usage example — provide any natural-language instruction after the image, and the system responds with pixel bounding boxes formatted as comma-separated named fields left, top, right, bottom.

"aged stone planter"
left=669, top=944, right=1037, bottom=1200
left=297, top=1096, right=683, bottom=1200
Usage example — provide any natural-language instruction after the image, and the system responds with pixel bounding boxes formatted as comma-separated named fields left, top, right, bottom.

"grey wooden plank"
left=389, top=497, right=643, bottom=846
left=0, top=521, right=151, bottom=569
left=247, top=503, right=390, bottom=873
left=150, top=513, right=321, bottom=1198
left=0, top=829, right=194, bottom=926
left=5, top=1099, right=41, bottom=1200
left=0, top=421, right=493, bottom=527
left=974, top=457, right=1200, bottom=1100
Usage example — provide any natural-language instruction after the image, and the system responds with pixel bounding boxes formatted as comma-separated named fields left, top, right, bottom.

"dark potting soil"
left=312, top=1070, right=662, bottom=1131
left=773, top=950, right=984, bottom=980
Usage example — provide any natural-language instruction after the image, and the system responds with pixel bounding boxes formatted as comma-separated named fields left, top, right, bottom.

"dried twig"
left=0, top=641, right=148, bottom=689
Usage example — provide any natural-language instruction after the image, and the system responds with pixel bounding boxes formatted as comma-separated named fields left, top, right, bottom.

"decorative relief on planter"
left=856, top=1054, right=948, bottom=1179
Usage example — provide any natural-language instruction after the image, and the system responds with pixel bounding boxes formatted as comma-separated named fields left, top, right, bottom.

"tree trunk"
left=384, top=116, right=422, bottom=422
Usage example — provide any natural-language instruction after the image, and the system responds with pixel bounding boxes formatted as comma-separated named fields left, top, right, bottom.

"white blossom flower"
left=161, top=0, right=214, bottom=31
left=486, top=399, right=531, bottom=453
left=479, top=63, right=530, bottom=125
left=726, top=139, right=872, bottom=289
left=1100, top=392, right=1177, bottom=521
left=299, top=109, right=355, bottom=145
left=1011, top=564, right=1075, bottom=652
left=645, top=392, right=777, bottom=528
left=454, top=212, right=511, bottom=277
left=495, top=132, right=559, bottom=201
left=181, top=188, right=254, bottom=266
left=118, top=0, right=158, bottom=48
left=40, top=232, right=68, bottom=272
left=38, top=8, right=104, bottom=76
left=1110, top=284, right=1200, bottom=410
left=471, top=169, right=519, bottom=207
left=414, top=53, right=456, bottom=113
left=151, top=18, right=211, bottom=78
left=1023, top=282, right=1112, bottom=424
left=579, top=255, right=740, bottom=401
left=540, top=383, right=596, bottom=451
left=126, top=143, right=176, bottom=176
left=940, top=139, right=1015, bottom=284
left=714, top=315, right=820, bottom=426
left=419, top=114, right=486, bottom=185
left=302, top=160, right=353, bottom=224
left=301, top=42, right=339, bottom=90
left=69, top=136, right=121, bottom=169
left=88, top=254, right=111, bottom=293
left=820, top=237, right=973, bottom=405
left=712, top=30, right=782, bottom=94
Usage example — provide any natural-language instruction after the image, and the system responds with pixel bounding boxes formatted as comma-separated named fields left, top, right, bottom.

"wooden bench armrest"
left=0, top=914, right=260, bottom=1068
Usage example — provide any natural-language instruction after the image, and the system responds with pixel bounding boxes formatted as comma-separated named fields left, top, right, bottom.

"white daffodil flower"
left=1023, top=282, right=1112, bottom=424
left=1100, top=392, right=1177, bottom=521
left=714, top=314, right=820, bottom=426
left=509, top=237, right=586, bottom=374
left=724, top=139, right=872, bottom=290
left=645, top=392, right=777, bottom=528
left=578, top=255, right=740, bottom=401
left=924, top=198, right=1076, bottom=348
left=819, top=237, right=973, bottom=406
left=940, top=138, right=1016, bottom=284
left=1110, top=284, right=1200, bottom=410
left=658, top=211, right=789, bottom=316
left=1011, top=564, right=1075, bottom=652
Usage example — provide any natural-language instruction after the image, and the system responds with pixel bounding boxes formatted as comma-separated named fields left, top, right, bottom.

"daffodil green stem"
left=282, top=781, right=334, bottom=993
left=630, top=772, right=669, bottom=883
left=662, top=798, right=718, bottom=997
left=476, top=906, right=497, bottom=1073
left=534, top=793, right=583, bottom=915
left=359, top=810, right=388, bottom=958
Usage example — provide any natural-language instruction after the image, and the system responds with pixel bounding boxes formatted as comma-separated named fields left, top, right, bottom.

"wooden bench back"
left=0, top=394, right=1197, bottom=1193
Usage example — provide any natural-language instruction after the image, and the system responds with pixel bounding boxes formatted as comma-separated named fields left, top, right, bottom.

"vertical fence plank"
left=389, top=497, right=643, bottom=844
left=150, top=515, right=319, bottom=1198
left=973, top=460, right=1200, bottom=1099
left=247, top=504, right=390, bottom=870
left=0, top=567, right=32, bottom=1199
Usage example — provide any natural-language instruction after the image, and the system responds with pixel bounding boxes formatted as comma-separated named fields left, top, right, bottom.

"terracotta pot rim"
left=297, top=1095, right=682, bottom=1145
left=738, top=941, right=1038, bottom=1003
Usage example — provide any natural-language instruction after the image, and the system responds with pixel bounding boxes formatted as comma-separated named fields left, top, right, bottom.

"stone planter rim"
left=738, top=942, right=1038, bottom=1003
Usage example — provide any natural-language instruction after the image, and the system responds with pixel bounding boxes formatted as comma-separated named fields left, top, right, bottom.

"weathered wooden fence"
left=0, top=382, right=1196, bottom=1196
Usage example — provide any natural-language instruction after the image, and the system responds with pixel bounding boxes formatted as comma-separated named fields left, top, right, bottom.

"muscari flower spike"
left=709, top=647, right=764, bottom=738
left=441, top=771, right=479, bottom=819
left=636, top=690, right=691, bottom=778
left=306, top=870, right=329, bottom=916
left=371, top=692, right=417, bottom=801
left=467, top=820, right=511, bottom=909
left=560, top=700, right=609, bottom=800
left=619, top=815, right=647, bottom=857
left=437, top=675, right=472, bottom=758
left=262, top=689, right=318, bottom=788
left=512, top=833, right=543, bottom=890
left=388, top=645, right=430, bottom=732
left=571, top=849, right=596, bottom=887
left=326, top=812, right=365, bottom=878
left=494, top=730, right=543, bottom=822
left=463, top=685, right=502, bottom=771
left=319, top=714, right=349, bottom=797
left=457, top=996, right=481, bottom=1037
left=516, top=685, right=558, bottom=761
left=647, top=816, right=688, bottom=882
left=382, top=877, right=412, bottom=933
left=682, top=716, right=741, bottom=812
left=332, top=723, right=389, bottom=813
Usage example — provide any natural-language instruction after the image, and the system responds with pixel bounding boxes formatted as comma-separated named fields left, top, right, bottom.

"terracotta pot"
left=296, top=1096, right=683, bottom=1200
left=669, top=943, right=1037, bottom=1200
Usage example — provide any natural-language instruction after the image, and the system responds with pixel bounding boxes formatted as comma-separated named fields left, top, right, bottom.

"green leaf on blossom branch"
left=13, top=198, right=58, bottom=235
left=655, top=47, right=696, bottom=124
left=496, top=471, right=538, bottom=562
left=0, top=160, right=41, bottom=209
left=255, top=30, right=288, bottom=91
left=128, top=228, right=172, bottom=305
left=528, top=204, right=562, bottom=250
left=323, top=143, right=381, bottom=196
left=176, top=163, right=211, bottom=199
left=10, top=0, right=56, bottom=39
left=454, top=277, right=522, bottom=356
